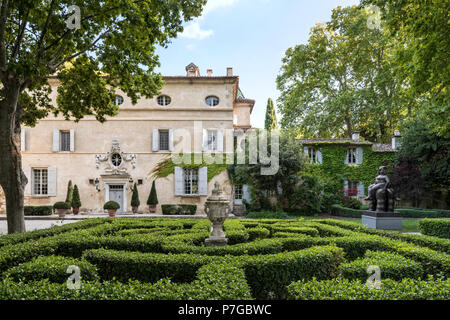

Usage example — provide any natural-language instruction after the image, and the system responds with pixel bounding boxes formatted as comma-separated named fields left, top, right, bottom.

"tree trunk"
left=0, top=85, right=26, bottom=233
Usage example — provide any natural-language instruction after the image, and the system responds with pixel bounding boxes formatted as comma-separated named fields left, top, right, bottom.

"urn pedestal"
left=204, top=182, right=230, bottom=247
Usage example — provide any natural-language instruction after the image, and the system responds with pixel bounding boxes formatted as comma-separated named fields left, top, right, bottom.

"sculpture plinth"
left=362, top=166, right=402, bottom=230
left=204, top=182, right=230, bottom=246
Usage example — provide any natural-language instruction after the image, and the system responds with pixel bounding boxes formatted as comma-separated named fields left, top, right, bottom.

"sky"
left=155, top=0, right=360, bottom=129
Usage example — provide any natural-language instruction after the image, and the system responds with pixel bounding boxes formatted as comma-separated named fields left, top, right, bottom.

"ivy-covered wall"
left=305, top=143, right=398, bottom=195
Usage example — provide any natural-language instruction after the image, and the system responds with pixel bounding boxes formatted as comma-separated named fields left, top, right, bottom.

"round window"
left=205, top=96, right=219, bottom=106
left=115, top=95, right=124, bottom=106
left=157, top=95, right=171, bottom=106
left=111, top=153, right=122, bottom=167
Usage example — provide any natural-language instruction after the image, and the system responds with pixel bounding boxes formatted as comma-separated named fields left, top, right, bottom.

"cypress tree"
left=264, top=98, right=278, bottom=131
left=131, top=183, right=140, bottom=207
left=65, top=180, right=73, bottom=205
left=71, top=185, right=81, bottom=208
left=147, top=181, right=159, bottom=205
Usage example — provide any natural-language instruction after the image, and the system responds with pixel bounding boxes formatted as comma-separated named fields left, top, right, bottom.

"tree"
left=276, top=6, right=410, bottom=142
left=0, top=0, right=206, bottom=233
left=147, top=180, right=158, bottom=206
left=71, top=184, right=81, bottom=208
left=65, top=180, right=73, bottom=205
left=264, top=98, right=278, bottom=131
left=131, top=183, right=140, bottom=208
left=362, top=0, right=449, bottom=137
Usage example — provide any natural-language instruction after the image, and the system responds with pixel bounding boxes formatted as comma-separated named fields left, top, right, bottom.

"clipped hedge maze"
left=0, top=217, right=449, bottom=300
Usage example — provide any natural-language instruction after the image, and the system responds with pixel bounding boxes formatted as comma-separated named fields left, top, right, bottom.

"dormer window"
left=205, top=96, right=219, bottom=107
left=157, top=95, right=171, bottom=106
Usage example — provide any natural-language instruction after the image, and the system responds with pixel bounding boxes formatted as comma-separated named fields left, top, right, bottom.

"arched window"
left=205, top=96, right=219, bottom=106
left=115, top=95, right=124, bottom=106
left=157, top=95, right=171, bottom=106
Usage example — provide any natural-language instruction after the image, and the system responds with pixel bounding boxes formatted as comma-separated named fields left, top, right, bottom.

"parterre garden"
left=0, top=217, right=449, bottom=300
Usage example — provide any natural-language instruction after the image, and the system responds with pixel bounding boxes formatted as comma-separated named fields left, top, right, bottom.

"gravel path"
left=0, top=220, right=79, bottom=235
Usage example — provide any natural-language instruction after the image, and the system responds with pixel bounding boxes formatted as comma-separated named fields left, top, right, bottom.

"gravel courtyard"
left=0, top=220, right=79, bottom=235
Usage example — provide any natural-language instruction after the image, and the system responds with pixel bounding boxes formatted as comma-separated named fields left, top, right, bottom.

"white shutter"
left=243, top=185, right=251, bottom=203
left=20, top=129, right=26, bottom=152
left=70, top=129, right=75, bottom=152
left=303, top=146, right=308, bottom=155
left=169, top=129, right=174, bottom=151
left=23, top=167, right=31, bottom=196
left=47, top=167, right=57, bottom=196
left=52, top=130, right=60, bottom=152
left=277, top=181, right=283, bottom=195
left=344, top=150, right=349, bottom=164
left=152, top=129, right=159, bottom=152
left=198, top=167, right=208, bottom=196
left=317, top=150, right=323, bottom=164
left=217, top=130, right=224, bottom=152
left=343, top=180, right=348, bottom=191
left=174, top=166, right=183, bottom=196
left=202, top=129, right=207, bottom=152
left=357, top=181, right=365, bottom=198
left=357, top=147, right=363, bottom=165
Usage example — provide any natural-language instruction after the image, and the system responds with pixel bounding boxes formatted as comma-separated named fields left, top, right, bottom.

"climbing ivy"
left=150, top=154, right=229, bottom=182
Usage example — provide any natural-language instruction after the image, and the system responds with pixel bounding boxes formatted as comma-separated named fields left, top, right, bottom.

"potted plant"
left=53, top=201, right=70, bottom=217
left=65, top=180, right=73, bottom=214
left=147, top=180, right=158, bottom=213
left=104, top=201, right=120, bottom=217
left=71, top=184, right=82, bottom=215
left=131, top=183, right=140, bottom=214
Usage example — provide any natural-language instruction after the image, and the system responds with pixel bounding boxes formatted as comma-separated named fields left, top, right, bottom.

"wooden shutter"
left=169, top=129, right=174, bottom=151
left=70, top=129, right=75, bottom=152
left=317, top=150, right=323, bottom=164
left=303, top=146, right=308, bottom=155
left=23, top=167, right=31, bottom=196
left=343, top=180, right=348, bottom=192
left=202, top=129, right=207, bottom=152
left=20, top=128, right=26, bottom=152
left=243, top=185, right=251, bottom=203
left=357, top=181, right=365, bottom=198
left=52, top=130, right=60, bottom=152
left=198, top=167, right=208, bottom=196
left=152, top=129, right=159, bottom=152
left=47, top=167, right=57, bottom=196
left=174, top=166, right=183, bottom=196
left=217, top=130, right=224, bottom=152
left=344, top=149, right=349, bottom=164
left=357, top=147, right=363, bottom=165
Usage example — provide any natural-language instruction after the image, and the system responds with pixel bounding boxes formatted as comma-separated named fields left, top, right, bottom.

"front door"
left=109, top=185, right=124, bottom=213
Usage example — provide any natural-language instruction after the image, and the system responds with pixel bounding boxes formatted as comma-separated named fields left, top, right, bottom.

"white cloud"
left=180, top=0, right=241, bottom=40
left=186, top=44, right=196, bottom=51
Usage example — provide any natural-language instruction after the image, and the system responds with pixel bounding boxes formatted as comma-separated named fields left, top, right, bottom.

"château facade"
left=0, top=63, right=254, bottom=214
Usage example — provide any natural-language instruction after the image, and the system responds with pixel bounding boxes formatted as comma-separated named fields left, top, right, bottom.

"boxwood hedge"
left=419, top=219, right=450, bottom=239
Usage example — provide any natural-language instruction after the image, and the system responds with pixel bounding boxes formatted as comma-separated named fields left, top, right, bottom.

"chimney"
left=207, top=69, right=213, bottom=77
left=352, top=132, right=360, bottom=141
left=186, top=63, right=200, bottom=77
left=392, top=131, right=401, bottom=151
left=226, top=67, right=233, bottom=77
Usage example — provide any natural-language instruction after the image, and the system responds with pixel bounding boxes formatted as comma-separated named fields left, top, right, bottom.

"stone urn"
left=204, top=182, right=230, bottom=246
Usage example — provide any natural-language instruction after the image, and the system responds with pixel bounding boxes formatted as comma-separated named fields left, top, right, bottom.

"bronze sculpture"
left=365, top=166, right=395, bottom=213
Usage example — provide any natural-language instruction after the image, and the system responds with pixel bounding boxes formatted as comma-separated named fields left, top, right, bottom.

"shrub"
left=71, top=185, right=81, bottom=208
left=419, top=219, right=450, bottom=239
left=342, top=197, right=362, bottom=210
left=103, top=201, right=120, bottom=210
left=130, top=183, right=140, bottom=208
left=339, top=250, right=424, bottom=281
left=179, top=204, right=197, bottom=215
left=245, top=211, right=289, bottom=219
left=65, top=180, right=73, bottom=204
left=147, top=181, right=158, bottom=206
left=330, top=204, right=363, bottom=218
left=3, top=256, right=99, bottom=283
left=247, top=227, right=271, bottom=241
left=53, top=202, right=70, bottom=210
left=24, top=206, right=53, bottom=216
left=287, top=276, right=450, bottom=300
left=161, top=205, right=197, bottom=215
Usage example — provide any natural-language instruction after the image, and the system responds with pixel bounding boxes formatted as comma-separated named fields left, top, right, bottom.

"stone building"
left=3, top=63, right=254, bottom=214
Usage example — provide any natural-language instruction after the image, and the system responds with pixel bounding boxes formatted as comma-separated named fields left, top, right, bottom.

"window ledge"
left=30, top=195, right=52, bottom=198
left=177, top=194, right=204, bottom=198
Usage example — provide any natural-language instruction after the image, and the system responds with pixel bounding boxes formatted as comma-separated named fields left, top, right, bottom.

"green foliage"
left=103, top=201, right=120, bottom=210
left=65, top=181, right=73, bottom=205
left=131, top=183, right=140, bottom=207
left=420, top=219, right=450, bottom=239
left=24, top=206, right=53, bottom=216
left=342, top=197, right=362, bottom=210
left=245, top=211, right=290, bottom=219
left=287, top=276, right=450, bottom=300
left=161, top=204, right=197, bottom=215
left=339, top=250, right=424, bottom=281
left=147, top=181, right=158, bottom=205
left=53, top=202, right=70, bottom=210
left=264, top=98, right=278, bottom=130
left=3, top=256, right=99, bottom=283
left=71, top=185, right=81, bottom=208
left=331, top=205, right=363, bottom=218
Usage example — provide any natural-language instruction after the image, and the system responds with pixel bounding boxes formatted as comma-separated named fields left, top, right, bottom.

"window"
left=308, top=147, right=318, bottom=163
left=235, top=185, right=243, bottom=200
left=60, top=131, right=70, bottom=151
left=32, top=168, right=48, bottom=195
left=348, top=148, right=357, bottom=165
left=157, top=95, right=171, bottom=106
left=206, top=130, right=218, bottom=151
left=345, top=180, right=358, bottom=197
left=159, top=130, right=169, bottom=151
left=184, top=168, right=199, bottom=195
left=115, top=95, right=124, bottom=106
left=111, top=153, right=122, bottom=167
left=205, top=96, right=219, bottom=107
